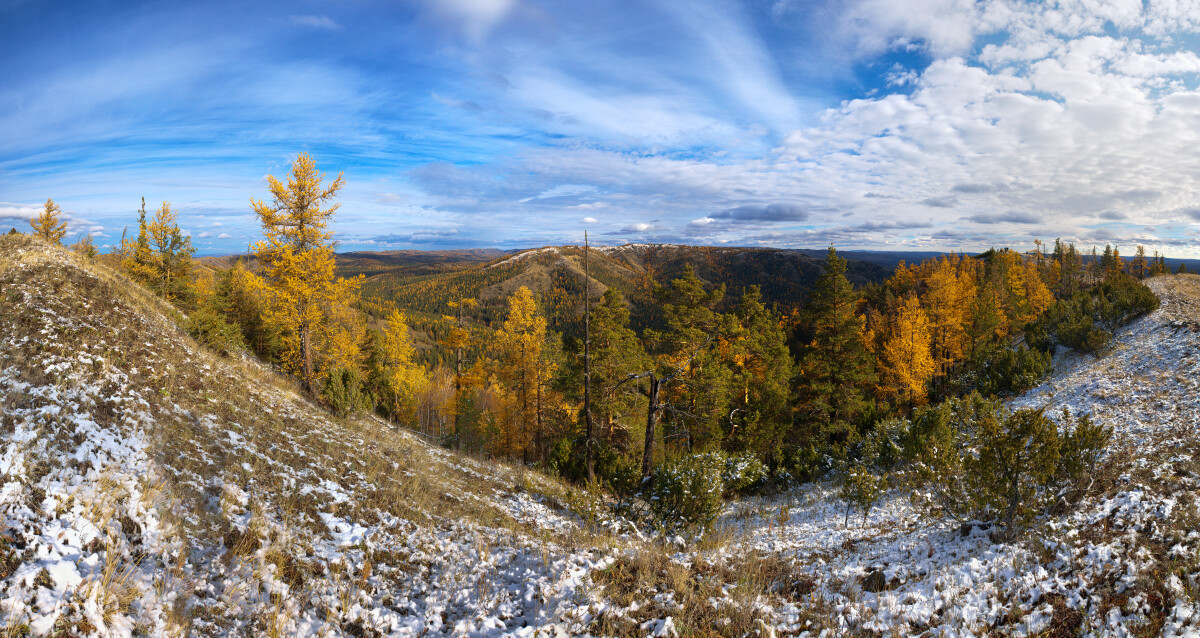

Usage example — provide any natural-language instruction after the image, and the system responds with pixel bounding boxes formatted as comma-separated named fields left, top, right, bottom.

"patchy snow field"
left=2, top=233, right=1199, bottom=637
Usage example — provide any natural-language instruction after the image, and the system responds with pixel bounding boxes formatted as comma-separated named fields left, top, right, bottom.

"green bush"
left=912, top=394, right=1111, bottom=539
left=322, top=367, right=371, bottom=417
left=722, top=452, right=768, bottom=495
left=648, top=452, right=725, bottom=536
left=840, top=463, right=884, bottom=528
left=1027, top=276, right=1158, bottom=356
left=186, top=305, right=247, bottom=355
left=950, top=343, right=1052, bottom=398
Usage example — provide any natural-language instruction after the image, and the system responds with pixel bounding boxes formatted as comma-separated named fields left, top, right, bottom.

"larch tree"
left=923, top=257, right=973, bottom=383
left=795, top=247, right=876, bottom=446
left=251, top=153, right=362, bottom=393
left=30, top=198, right=67, bottom=244
left=123, top=198, right=157, bottom=286
left=879, top=292, right=935, bottom=408
left=147, top=201, right=195, bottom=304
left=381, top=309, right=427, bottom=424
left=442, top=297, right=478, bottom=443
left=495, top=286, right=552, bottom=462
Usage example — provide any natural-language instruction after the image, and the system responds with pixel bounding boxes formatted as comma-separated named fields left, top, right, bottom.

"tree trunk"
left=301, top=324, right=313, bottom=394
left=641, top=375, right=659, bottom=478
left=584, top=231, right=595, bottom=485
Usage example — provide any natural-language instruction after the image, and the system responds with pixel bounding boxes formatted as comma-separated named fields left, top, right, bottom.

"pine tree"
left=879, top=293, right=935, bottom=407
left=590, top=288, right=650, bottom=453
left=30, top=198, right=67, bottom=243
left=648, top=264, right=733, bottom=452
left=727, top=286, right=793, bottom=460
left=1179, top=262, right=1191, bottom=275
left=795, top=247, right=876, bottom=446
left=251, top=153, right=362, bottom=392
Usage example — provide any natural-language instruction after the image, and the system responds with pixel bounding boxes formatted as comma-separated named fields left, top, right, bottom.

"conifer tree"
left=123, top=198, right=157, bottom=286
left=30, top=198, right=68, bottom=243
left=879, top=293, right=935, bottom=407
left=1131, top=245, right=1149, bottom=279
left=923, top=257, right=973, bottom=383
left=795, top=247, right=875, bottom=446
left=251, top=153, right=362, bottom=392
left=442, top=297, right=478, bottom=445
left=590, top=288, right=650, bottom=453
left=147, top=201, right=195, bottom=304
left=495, top=287, right=553, bottom=461
left=1179, top=262, right=1191, bottom=275
left=380, top=310, right=427, bottom=423
left=727, top=286, right=793, bottom=460
left=649, top=265, right=733, bottom=451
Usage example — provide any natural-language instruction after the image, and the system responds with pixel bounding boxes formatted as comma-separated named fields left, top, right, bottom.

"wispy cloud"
left=289, top=15, right=343, bottom=31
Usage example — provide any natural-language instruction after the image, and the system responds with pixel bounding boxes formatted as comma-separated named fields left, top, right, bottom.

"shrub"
left=912, top=395, right=1111, bottom=539
left=1027, top=276, right=1159, bottom=356
left=840, top=464, right=884, bottom=528
left=321, top=367, right=371, bottom=417
left=950, top=343, right=1052, bottom=398
left=722, top=452, right=768, bottom=495
left=648, top=452, right=725, bottom=536
left=186, top=305, right=247, bottom=355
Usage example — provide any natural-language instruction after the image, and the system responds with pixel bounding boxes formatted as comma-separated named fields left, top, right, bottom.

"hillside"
left=3, top=234, right=1200, bottom=636
left=349, top=244, right=890, bottom=332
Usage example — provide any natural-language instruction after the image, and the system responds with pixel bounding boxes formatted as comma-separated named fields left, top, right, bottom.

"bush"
left=912, top=394, right=1111, bottom=539
left=1027, top=276, right=1159, bottom=356
left=648, top=452, right=725, bottom=536
left=949, top=343, right=1052, bottom=398
left=321, top=367, right=371, bottom=417
left=186, top=305, right=247, bottom=355
left=840, top=464, right=884, bottom=528
left=722, top=452, right=768, bottom=495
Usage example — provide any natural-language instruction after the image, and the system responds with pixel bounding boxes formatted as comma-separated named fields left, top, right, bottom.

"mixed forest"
left=23, top=153, right=1180, bottom=539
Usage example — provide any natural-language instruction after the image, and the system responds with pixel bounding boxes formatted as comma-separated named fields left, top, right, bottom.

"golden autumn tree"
left=923, top=256, right=975, bottom=381
left=442, top=297, right=479, bottom=439
left=879, top=293, right=935, bottom=407
left=146, top=201, right=195, bottom=304
left=30, top=198, right=68, bottom=243
left=494, top=286, right=554, bottom=462
left=251, top=153, right=363, bottom=392
left=381, top=309, right=427, bottom=423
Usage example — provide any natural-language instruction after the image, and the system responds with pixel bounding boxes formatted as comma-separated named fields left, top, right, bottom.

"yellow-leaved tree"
left=494, top=286, right=554, bottom=462
left=382, top=309, right=427, bottom=423
left=31, top=198, right=67, bottom=243
left=879, top=293, right=935, bottom=407
left=251, top=153, right=363, bottom=392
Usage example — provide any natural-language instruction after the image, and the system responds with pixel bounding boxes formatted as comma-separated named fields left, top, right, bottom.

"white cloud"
left=582, top=216, right=598, bottom=224
left=217, top=233, right=232, bottom=239
left=289, top=15, right=343, bottom=31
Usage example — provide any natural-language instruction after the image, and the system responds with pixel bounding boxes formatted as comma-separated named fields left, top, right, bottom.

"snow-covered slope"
left=0, top=237, right=613, bottom=636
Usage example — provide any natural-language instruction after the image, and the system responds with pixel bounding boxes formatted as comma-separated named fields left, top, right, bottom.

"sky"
left=2, top=0, right=1200, bottom=256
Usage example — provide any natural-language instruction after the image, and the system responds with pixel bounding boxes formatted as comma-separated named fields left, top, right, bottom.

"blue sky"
left=2, top=0, right=1200, bottom=256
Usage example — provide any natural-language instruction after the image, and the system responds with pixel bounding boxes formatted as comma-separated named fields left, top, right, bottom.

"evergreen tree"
left=727, top=286, right=793, bottom=460
left=795, top=247, right=876, bottom=446
left=30, top=198, right=67, bottom=243
left=590, top=288, right=651, bottom=453
left=251, top=153, right=363, bottom=392
left=1179, top=262, right=1191, bottom=275
left=1131, top=246, right=1149, bottom=279
left=648, top=265, right=733, bottom=452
